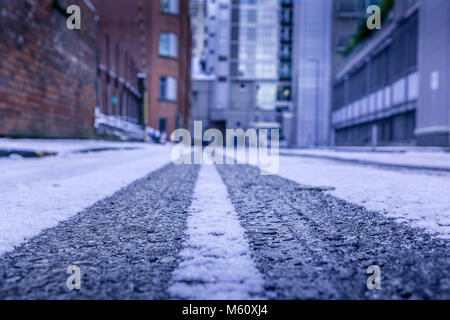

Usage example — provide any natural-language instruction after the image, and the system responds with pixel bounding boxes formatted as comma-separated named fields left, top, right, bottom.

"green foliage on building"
left=342, top=0, right=394, bottom=57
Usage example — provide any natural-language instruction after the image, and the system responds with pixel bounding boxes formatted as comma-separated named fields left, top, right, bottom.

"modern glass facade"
left=237, top=0, right=279, bottom=79
left=202, top=0, right=293, bottom=132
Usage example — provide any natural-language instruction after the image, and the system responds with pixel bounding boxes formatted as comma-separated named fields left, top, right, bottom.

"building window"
left=256, top=83, right=277, bottom=107
left=247, top=27, right=256, bottom=41
left=159, top=32, right=178, bottom=58
left=277, top=85, right=291, bottom=101
left=247, top=9, right=257, bottom=23
left=279, top=62, right=291, bottom=79
left=161, top=0, right=179, bottom=15
left=159, top=76, right=177, bottom=102
left=280, top=44, right=292, bottom=60
left=281, top=27, right=292, bottom=42
left=159, top=118, right=168, bottom=133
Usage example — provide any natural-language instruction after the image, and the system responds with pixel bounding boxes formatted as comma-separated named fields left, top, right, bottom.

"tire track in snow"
left=0, top=146, right=172, bottom=255
left=216, top=164, right=450, bottom=299
left=0, top=164, right=199, bottom=299
left=169, top=164, right=265, bottom=300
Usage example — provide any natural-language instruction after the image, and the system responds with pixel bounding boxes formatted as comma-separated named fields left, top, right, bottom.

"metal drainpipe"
left=138, top=0, right=148, bottom=129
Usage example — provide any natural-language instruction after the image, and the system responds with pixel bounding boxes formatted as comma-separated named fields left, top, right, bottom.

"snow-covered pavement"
left=281, top=148, right=450, bottom=171
left=0, top=138, right=149, bottom=155
left=220, top=147, right=450, bottom=239
left=169, top=164, right=264, bottom=299
left=276, top=155, right=450, bottom=239
left=0, top=142, right=172, bottom=255
left=0, top=142, right=449, bottom=299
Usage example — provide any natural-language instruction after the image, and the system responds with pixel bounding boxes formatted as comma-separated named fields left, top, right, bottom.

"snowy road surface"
left=282, top=148, right=450, bottom=171
left=169, top=164, right=264, bottom=299
left=275, top=156, right=450, bottom=238
left=0, top=144, right=172, bottom=255
left=0, top=138, right=149, bottom=155
left=0, top=145, right=449, bottom=299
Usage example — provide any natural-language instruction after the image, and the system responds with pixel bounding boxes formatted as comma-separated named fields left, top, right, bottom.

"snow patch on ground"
left=0, top=144, right=172, bottom=255
left=283, top=149, right=450, bottom=170
left=0, top=138, right=149, bottom=155
left=169, top=164, right=264, bottom=300
left=276, top=156, right=450, bottom=239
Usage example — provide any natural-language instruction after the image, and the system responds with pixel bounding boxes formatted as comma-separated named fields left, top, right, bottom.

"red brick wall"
left=93, top=0, right=192, bottom=134
left=179, top=0, right=192, bottom=132
left=0, top=0, right=97, bottom=138
left=94, top=0, right=141, bottom=80
left=146, top=0, right=192, bottom=134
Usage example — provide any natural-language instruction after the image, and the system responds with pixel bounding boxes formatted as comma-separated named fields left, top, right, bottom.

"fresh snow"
left=0, top=143, right=172, bottom=255
left=169, top=164, right=264, bottom=300
left=282, top=149, right=450, bottom=170
left=196, top=147, right=450, bottom=239
left=0, top=138, right=149, bottom=155
left=276, top=155, right=450, bottom=239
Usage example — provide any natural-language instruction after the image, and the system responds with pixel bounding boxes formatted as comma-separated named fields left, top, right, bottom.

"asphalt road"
left=216, top=164, right=450, bottom=299
left=0, top=164, right=199, bottom=299
left=0, top=163, right=449, bottom=299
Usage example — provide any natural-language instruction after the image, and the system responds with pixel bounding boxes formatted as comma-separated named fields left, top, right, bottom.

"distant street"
left=0, top=142, right=449, bottom=299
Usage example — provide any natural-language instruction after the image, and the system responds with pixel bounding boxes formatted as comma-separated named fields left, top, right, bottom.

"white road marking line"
left=169, top=164, right=265, bottom=300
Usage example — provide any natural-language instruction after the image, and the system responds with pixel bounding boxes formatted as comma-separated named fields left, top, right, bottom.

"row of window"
left=160, top=0, right=179, bottom=102
left=335, top=111, right=416, bottom=146
left=332, top=72, right=418, bottom=124
left=159, top=0, right=179, bottom=59
left=333, top=13, right=418, bottom=110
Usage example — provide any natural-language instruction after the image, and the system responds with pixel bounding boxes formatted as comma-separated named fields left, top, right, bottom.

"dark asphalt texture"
left=0, top=163, right=449, bottom=299
left=0, top=164, right=199, bottom=299
left=216, top=164, right=450, bottom=299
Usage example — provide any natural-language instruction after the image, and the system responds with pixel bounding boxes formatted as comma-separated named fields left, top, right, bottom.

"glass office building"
left=199, top=0, right=293, bottom=142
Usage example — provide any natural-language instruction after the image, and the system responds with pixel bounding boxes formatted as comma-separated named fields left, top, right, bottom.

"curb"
left=73, top=146, right=140, bottom=154
left=0, top=146, right=142, bottom=158
left=0, top=149, right=58, bottom=158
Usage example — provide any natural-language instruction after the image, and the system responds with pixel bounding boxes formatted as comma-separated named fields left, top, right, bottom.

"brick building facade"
left=0, top=0, right=98, bottom=138
left=93, top=0, right=192, bottom=135
left=0, top=0, right=191, bottom=140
